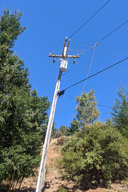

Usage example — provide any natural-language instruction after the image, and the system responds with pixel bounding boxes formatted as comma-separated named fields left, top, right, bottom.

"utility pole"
left=36, top=37, right=79, bottom=192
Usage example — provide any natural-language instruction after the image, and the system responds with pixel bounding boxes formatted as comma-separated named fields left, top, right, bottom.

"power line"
left=58, top=56, right=128, bottom=95
left=65, top=46, right=97, bottom=129
left=65, top=94, right=111, bottom=109
left=97, top=19, right=128, bottom=44
left=69, top=19, right=128, bottom=54
left=68, top=0, right=112, bottom=39
left=98, top=104, right=111, bottom=109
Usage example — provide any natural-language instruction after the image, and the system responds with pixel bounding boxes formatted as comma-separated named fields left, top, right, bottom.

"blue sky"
left=1, top=0, right=128, bottom=129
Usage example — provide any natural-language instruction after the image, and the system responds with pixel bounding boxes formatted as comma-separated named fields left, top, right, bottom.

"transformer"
left=60, top=58, right=68, bottom=72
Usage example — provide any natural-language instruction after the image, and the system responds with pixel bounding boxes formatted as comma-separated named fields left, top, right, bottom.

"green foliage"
left=111, top=87, right=128, bottom=137
left=76, top=90, right=100, bottom=128
left=58, top=185, right=67, bottom=192
left=0, top=10, right=28, bottom=93
left=0, top=10, right=50, bottom=189
left=68, top=119, right=79, bottom=136
left=59, top=126, right=68, bottom=136
left=51, top=125, right=58, bottom=138
left=54, top=131, right=63, bottom=138
left=53, top=126, right=69, bottom=138
left=59, top=123, right=128, bottom=187
left=67, top=90, right=99, bottom=136
left=0, top=9, right=26, bottom=48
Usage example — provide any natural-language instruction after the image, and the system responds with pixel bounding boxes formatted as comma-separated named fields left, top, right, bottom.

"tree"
left=59, top=123, right=128, bottom=188
left=59, top=125, right=68, bottom=136
left=111, top=87, right=128, bottom=137
left=51, top=123, right=58, bottom=138
left=0, top=10, right=50, bottom=189
left=76, top=90, right=100, bottom=128
left=68, top=119, right=79, bottom=135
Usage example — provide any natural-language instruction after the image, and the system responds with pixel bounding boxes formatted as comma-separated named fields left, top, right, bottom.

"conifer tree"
left=111, top=87, right=128, bottom=137
left=0, top=10, right=50, bottom=189
left=68, top=119, right=79, bottom=135
left=76, top=90, right=100, bottom=128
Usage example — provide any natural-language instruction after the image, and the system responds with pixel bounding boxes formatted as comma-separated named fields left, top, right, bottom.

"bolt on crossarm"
left=36, top=37, right=79, bottom=192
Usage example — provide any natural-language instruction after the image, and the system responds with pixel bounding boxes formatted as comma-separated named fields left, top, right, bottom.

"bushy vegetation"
left=59, top=90, right=128, bottom=188
left=58, top=185, right=67, bottom=192
left=59, top=123, right=128, bottom=187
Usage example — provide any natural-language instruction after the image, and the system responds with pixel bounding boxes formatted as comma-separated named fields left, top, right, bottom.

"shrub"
left=58, top=185, right=67, bottom=192
left=54, top=131, right=63, bottom=138
left=59, top=123, right=128, bottom=187
left=57, top=136, right=71, bottom=146
left=57, top=136, right=65, bottom=145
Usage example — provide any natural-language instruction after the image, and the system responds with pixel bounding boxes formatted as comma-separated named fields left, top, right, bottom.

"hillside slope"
left=20, top=138, right=128, bottom=192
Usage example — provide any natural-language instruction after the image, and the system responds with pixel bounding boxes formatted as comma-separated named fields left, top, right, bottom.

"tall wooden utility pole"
left=36, top=37, right=79, bottom=192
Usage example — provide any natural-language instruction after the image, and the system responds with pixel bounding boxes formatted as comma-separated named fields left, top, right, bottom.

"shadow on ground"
left=0, top=187, right=36, bottom=192
left=41, top=182, right=91, bottom=192
left=15, top=189, right=36, bottom=192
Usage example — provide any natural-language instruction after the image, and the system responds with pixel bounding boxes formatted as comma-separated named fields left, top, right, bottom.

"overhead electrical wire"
left=97, top=19, right=128, bottom=44
left=98, top=104, right=111, bottom=109
left=66, top=45, right=97, bottom=128
left=65, top=19, right=128, bottom=92
left=65, top=94, right=111, bottom=109
left=64, top=1, right=128, bottom=128
left=69, top=19, right=128, bottom=56
left=58, top=56, right=128, bottom=96
left=63, top=0, right=128, bottom=128
left=65, top=19, right=128, bottom=94
left=68, top=0, right=112, bottom=39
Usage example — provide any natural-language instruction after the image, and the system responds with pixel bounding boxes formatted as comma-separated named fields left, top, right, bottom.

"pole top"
left=65, top=37, right=68, bottom=42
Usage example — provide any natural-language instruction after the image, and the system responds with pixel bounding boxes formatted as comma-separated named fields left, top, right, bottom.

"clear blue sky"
left=1, top=0, right=128, bottom=129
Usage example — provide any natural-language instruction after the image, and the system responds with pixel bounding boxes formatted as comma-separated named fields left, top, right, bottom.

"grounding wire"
left=59, top=56, right=128, bottom=93
left=66, top=45, right=97, bottom=128
left=68, top=0, right=112, bottom=39
left=82, top=44, right=97, bottom=93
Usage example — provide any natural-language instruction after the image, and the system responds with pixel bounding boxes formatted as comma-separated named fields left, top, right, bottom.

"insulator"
left=53, top=58, right=56, bottom=63
left=73, top=58, right=75, bottom=64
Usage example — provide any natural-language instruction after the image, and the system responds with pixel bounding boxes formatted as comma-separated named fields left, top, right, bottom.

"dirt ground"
left=20, top=138, right=128, bottom=192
